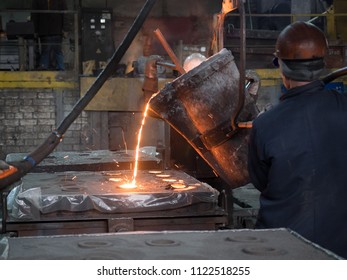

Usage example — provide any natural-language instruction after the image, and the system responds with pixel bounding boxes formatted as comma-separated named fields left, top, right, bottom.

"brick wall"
left=0, top=88, right=91, bottom=160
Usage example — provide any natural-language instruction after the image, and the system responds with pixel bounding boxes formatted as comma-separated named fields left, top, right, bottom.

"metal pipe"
left=0, top=0, right=157, bottom=192
left=0, top=192, right=7, bottom=233
left=322, top=66, right=347, bottom=85
left=156, top=61, right=176, bottom=70
left=153, top=28, right=186, bottom=75
left=231, top=0, right=246, bottom=131
left=73, top=10, right=79, bottom=77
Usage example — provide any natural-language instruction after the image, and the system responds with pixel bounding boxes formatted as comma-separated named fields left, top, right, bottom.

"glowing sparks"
left=106, top=172, right=136, bottom=189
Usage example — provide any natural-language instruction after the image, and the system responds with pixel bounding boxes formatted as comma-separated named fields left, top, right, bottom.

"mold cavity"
left=90, top=157, right=102, bottom=160
left=61, top=186, right=85, bottom=192
left=77, top=240, right=113, bottom=249
left=156, top=174, right=171, bottom=178
left=102, top=172, right=122, bottom=177
left=145, top=239, right=180, bottom=247
left=149, top=170, right=163, bottom=174
left=225, top=236, right=264, bottom=243
left=162, top=178, right=177, bottom=182
left=242, top=246, right=287, bottom=256
left=170, top=183, right=187, bottom=189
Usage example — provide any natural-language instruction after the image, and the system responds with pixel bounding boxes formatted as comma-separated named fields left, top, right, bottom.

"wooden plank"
left=80, top=77, right=172, bottom=111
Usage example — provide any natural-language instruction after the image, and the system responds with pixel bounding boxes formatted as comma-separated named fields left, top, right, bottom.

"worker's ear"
left=281, top=73, right=291, bottom=90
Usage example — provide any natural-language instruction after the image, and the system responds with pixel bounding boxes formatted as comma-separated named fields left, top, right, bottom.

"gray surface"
left=0, top=228, right=341, bottom=260
left=6, top=150, right=162, bottom=172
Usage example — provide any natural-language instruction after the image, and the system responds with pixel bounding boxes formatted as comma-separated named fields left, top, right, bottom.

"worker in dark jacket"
left=248, top=21, right=347, bottom=258
left=32, top=0, right=68, bottom=70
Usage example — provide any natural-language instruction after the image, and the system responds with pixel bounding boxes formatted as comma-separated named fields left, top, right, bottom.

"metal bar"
left=1, top=192, right=8, bottom=233
left=156, top=61, right=176, bottom=70
left=231, top=0, right=246, bottom=130
left=0, top=9, right=75, bottom=14
left=153, top=29, right=186, bottom=75
left=73, top=11, right=79, bottom=77
left=322, top=66, right=347, bottom=85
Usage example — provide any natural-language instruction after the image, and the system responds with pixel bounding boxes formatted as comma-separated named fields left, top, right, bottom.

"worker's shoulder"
left=319, top=88, right=347, bottom=108
left=253, top=103, right=279, bottom=125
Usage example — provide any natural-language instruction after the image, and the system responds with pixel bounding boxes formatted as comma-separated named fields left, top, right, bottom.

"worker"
left=32, top=0, right=69, bottom=70
left=247, top=21, right=347, bottom=258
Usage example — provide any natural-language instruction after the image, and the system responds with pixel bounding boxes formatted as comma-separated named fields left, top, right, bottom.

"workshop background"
left=0, top=0, right=347, bottom=259
left=1, top=0, right=345, bottom=160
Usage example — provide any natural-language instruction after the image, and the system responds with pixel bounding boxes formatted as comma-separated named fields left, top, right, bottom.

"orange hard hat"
left=275, top=21, right=328, bottom=60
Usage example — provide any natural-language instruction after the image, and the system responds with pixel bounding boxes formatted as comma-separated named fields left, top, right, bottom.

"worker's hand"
left=0, top=160, right=9, bottom=170
left=144, top=55, right=163, bottom=79
left=63, top=31, right=69, bottom=39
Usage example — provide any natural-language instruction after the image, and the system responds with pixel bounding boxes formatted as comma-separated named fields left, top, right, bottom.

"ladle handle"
left=153, top=29, right=186, bottom=75
left=321, top=66, right=347, bottom=85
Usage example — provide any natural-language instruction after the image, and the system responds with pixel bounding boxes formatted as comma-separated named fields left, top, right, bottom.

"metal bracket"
left=200, top=120, right=237, bottom=150
left=0, top=192, right=8, bottom=234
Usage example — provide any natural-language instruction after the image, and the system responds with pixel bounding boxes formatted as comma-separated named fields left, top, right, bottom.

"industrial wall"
left=0, top=88, right=91, bottom=159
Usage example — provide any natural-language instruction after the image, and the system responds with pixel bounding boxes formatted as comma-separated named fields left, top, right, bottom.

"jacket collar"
left=280, top=80, right=325, bottom=101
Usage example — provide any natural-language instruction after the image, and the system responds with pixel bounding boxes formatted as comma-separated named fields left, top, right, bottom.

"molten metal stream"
left=120, top=95, right=156, bottom=189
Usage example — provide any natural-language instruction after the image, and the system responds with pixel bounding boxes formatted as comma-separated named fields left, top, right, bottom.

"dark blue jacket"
left=248, top=80, right=347, bottom=258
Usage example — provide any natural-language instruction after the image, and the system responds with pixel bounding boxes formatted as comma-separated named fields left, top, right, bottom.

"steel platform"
left=0, top=228, right=341, bottom=260
left=4, top=170, right=227, bottom=236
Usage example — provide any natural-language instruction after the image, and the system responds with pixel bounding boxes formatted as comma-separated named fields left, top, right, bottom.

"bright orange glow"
left=170, top=183, right=186, bottom=189
left=156, top=174, right=170, bottom=178
left=162, top=178, right=177, bottom=182
left=119, top=182, right=137, bottom=189
left=148, top=170, right=162, bottom=174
